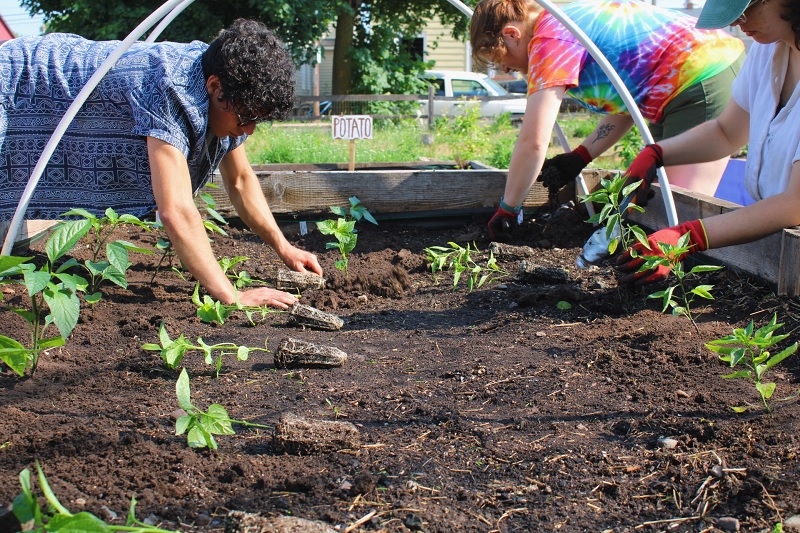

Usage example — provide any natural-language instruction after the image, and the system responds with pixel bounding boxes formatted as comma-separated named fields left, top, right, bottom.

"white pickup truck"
left=420, top=70, right=527, bottom=123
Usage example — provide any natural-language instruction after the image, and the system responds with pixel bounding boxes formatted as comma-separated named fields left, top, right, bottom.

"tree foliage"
left=20, top=0, right=474, bottom=94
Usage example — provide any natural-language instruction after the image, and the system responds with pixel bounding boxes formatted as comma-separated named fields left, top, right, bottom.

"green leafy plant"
left=62, top=208, right=153, bottom=301
left=190, top=284, right=278, bottom=325
left=424, top=242, right=510, bottom=292
left=434, top=101, right=488, bottom=168
left=635, top=233, right=723, bottom=331
left=579, top=173, right=649, bottom=255
left=0, top=222, right=92, bottom=376
left=142, top=321, right=269, bottom=377
left=197, top=185, right=230, bottom=237
left=175, top=368, right=269, bottom=449
left=705, top=313, right=798, bottom=414
left=316, top=196, right=378, bottom=275
left=218, top=256, right=269, bottom=289
left=614, top=127, right=644, bottom=168
left=12, top=462, right=177, bottom=532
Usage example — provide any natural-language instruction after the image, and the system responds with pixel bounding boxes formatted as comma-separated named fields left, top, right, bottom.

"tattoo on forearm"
left=594, top=124, right=615, bottom=143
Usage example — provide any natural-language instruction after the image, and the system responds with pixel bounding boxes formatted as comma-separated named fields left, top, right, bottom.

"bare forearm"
left=703, top=193, right=800, bottom=249
left=582, top=114, right=633, bottom=159
left=659, top=101, right=748, bottom=167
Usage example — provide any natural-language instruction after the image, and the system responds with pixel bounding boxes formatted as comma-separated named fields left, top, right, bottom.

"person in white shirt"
left=618, top=0, right=800, bottom=284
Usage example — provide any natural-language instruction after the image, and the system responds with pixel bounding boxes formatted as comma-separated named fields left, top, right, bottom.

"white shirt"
left=732, top=42, right=800, bottom=201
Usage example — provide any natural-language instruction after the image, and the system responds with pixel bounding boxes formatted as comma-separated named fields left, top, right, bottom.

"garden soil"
left=1, top=205, right=799, bottom=533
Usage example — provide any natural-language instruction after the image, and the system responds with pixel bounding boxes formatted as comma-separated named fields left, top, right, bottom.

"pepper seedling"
left=635, top=232, right=723, bottom=331
left=424, top=241, right=509, bottom=292
left=705, top=313, right=798, bottom=414
left=316, top=196, right=378, bottom=276
left=175, top=368, right=270, bottom=449
left=142, top=321, right=269, bottom=377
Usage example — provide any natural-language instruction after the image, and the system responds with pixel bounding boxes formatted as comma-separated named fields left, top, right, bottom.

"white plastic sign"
left=331, top=115, right=373, bottom=140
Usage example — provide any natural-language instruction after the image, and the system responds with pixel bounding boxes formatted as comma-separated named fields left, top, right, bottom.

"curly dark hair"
left=779, top=0, right=800, bottom=49
left=201, top=19, right=295, bottom=121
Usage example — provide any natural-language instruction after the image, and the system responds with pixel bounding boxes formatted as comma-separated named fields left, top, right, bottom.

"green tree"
left=21, top=0, right=473, bottom=97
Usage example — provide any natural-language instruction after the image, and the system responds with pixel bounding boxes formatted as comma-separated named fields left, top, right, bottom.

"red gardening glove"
left=538, top=145, right=593, bottom=190
left=623, top=144, right=663, bottom=208
left=617, top=219, right=709, bottom=285
left=488, top=207, right=519, bottom=242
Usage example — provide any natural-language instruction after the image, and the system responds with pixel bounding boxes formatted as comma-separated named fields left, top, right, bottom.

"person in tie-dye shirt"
left=469, top=0, right=744, bottom=242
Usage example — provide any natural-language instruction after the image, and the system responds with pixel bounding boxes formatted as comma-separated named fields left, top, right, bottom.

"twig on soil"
left=634, top=515, right=701, bottom=529
left=344, top=510, right=377, bottom=533
left=757, top=480, right=784, bottom=519
left=465, top=510, right=493, bottom=526
left=488, top=507, right=529, bottom=533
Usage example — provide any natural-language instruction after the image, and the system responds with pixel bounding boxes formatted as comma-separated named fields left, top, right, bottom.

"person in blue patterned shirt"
left=0, top=19, right=322, bottom=309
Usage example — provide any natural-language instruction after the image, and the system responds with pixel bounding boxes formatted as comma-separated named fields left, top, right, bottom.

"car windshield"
left=482, top=77, right=509, bottom=96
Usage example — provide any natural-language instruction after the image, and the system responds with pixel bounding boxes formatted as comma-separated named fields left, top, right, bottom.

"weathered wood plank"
left=201, top=168, right=554, bottom=217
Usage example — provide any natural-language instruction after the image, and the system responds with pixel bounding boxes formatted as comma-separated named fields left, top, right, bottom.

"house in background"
left=0, top=15, right=16, bottom=40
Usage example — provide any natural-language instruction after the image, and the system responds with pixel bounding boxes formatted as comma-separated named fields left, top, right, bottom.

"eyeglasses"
left=737, top=0, right=763, bottom=23
left=231, top=102, right=269, bottom=127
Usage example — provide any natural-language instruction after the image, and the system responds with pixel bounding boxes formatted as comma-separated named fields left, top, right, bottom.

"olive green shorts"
left=648, top=52, right=745, bottom=141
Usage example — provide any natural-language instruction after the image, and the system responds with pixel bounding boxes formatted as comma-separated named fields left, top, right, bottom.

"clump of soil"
left=1, top=206, right=799, bottom=532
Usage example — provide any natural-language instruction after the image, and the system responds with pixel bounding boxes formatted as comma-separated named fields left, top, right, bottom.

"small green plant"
left=190, top=284, right=278, bottom=325
left=0, top=222, right=92, bottom=376
left=316, top=196, right=378, bottom=275
left=635, top=233, right=723, bottom=330
left=580, top=173, right=649, bottom=256
left=142, top=321, right=269, bottom=377
left=62, top=208, right=153, bottom=301
left=218, top=256, right=269, bottom=289
left=705, top=313, right=798, bottom=414
left=197, top=185, right=230, bottom=237
left=424, top=242, right=510, bottom=292
left=614, top=127, right=644, bottom=168
left=434, top=101, right=488, bottom=168
left=325, top=397, right=346, bottom=419
left=175, top=368, right=270, bottom=449
left=12, top=462, right=177, bottom=532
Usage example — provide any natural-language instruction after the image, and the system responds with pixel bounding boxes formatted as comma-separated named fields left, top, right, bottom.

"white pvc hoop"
left=147, top=0, right=196, bottom=43
left=442, top=0, right=679, bottom=227
left=1, top=0, right=196, bottom=255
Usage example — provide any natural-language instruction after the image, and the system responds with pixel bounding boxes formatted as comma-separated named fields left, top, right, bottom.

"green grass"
left=245, top=113, right=630, bottom=171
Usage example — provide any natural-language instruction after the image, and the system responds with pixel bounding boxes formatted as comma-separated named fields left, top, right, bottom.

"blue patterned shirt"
left=0, top=33, right=245, bottom=221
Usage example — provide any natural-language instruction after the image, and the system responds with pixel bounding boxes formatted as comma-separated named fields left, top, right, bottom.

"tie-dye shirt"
left=527, top=0, right=744, bottom=122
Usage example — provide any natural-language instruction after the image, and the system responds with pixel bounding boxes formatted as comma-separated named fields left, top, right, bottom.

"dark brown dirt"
left=1, top=204, right=799, bottom=533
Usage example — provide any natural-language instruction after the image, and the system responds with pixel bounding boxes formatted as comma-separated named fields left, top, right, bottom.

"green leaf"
left=107, top=241, right=132, bottom=272
left=731, top=405, right=748, bottom=413
left=690, top=285, right=716, bottom=300
left=556, top=301, right=572, bottom=310
left=113, top=240, right=153, bottom=255
left=765, top=342, right=798, bottom=370
left=85, top=292, right=102, bottom=304
left=43, top=285, right=81, bottom=339
left=46, top=220, right=91, bottom=263
left=721, top=370, right=751, bottom=379
left=756, top=381, right=776, bottom=400
left=101, top=263, right=128, bottom=289
left=176, top=368, right=194, bottom=411
left=237, top=346, right=250, bottom=361
left=23, top=270, right=50, bottom=297
left=36, top=462, right=72, bottom=516
left=48, top=511, right=111, bottom=532
left=0, top=336, right=31, bottom=376
left=0, top=255, right=33, bottom=278
left=175, top=415, right=192, bottom=436
left=12, top=469, right=37, bottom=524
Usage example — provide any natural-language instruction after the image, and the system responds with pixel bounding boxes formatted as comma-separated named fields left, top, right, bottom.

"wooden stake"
left=348, top=139, right=356, bottom=171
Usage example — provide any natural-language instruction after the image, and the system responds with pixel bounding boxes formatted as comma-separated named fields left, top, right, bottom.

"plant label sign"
left=332, top=115, right=373, bottom=140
